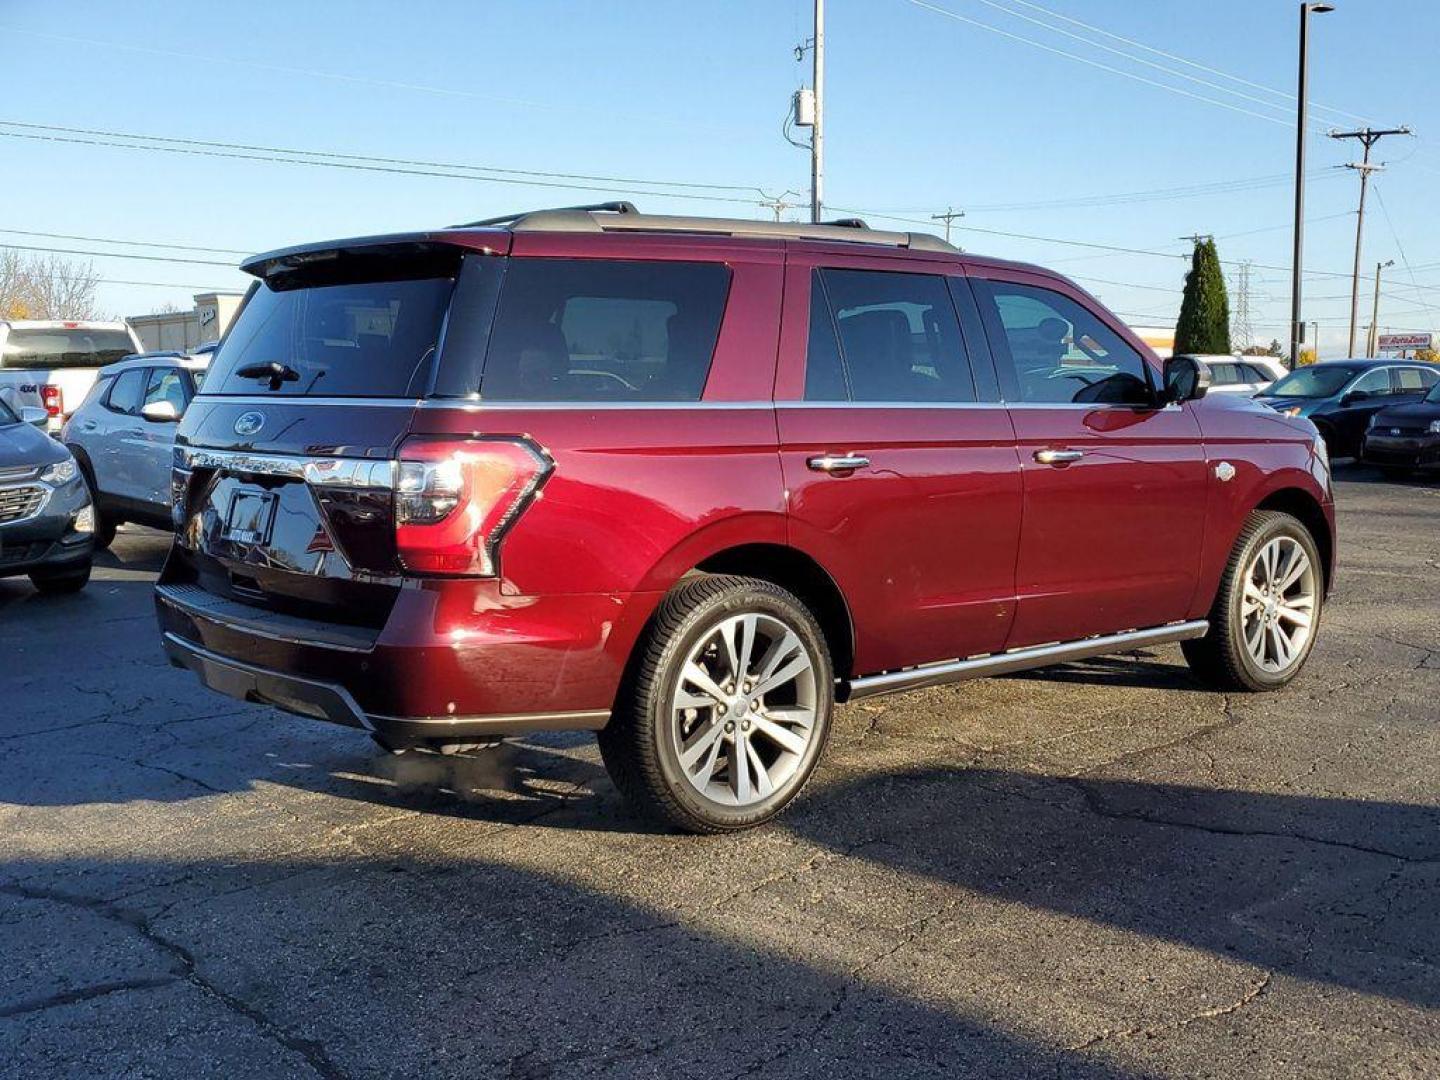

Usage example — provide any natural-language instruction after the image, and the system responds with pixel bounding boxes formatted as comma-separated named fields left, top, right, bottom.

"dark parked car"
left=156, top=204, right=1335, bottom=832
left=1253, top=358, right=1439, bottom=458
left=0, top=396, right=95, bottom=593
left=1361, top=377, right=1440, bottom=475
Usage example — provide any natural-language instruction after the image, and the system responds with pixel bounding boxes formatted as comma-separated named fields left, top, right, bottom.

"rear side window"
left=1209, top=362, right=1239, bottom=384
left=807, top=268, right=975, bottom=403
left=1394, top=367, right=1437, bottom=391
left=478, top=259, right=730, bottom=402
left=973, top=280, right=1154, bottom=406
left=206, top=277, right=455, bottom=397
left=145, top=368, right=189, bottom=413
left=106, top=369, right=147, bottom=415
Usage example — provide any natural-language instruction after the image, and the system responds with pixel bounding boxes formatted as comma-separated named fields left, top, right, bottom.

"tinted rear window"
left=477, top=259, right=730, bottom=402
left=205, top=277, right=455, bottom=397
left=2, top=327, right=135, bottom=370
left=1267, top=366, right=1357, bottom=398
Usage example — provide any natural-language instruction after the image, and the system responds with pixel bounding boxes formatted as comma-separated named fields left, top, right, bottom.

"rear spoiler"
left=240, top=231, right=510, bottom=286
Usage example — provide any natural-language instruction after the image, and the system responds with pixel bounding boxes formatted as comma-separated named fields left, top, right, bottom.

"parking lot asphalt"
left=1, top=465, right=1437, bottom=1079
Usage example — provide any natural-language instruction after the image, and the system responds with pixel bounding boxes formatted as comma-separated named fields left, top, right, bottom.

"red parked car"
left=156, top=203, right=1335, bottom=832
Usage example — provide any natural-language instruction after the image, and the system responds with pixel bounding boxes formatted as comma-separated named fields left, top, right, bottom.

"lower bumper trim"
left=161, top=632, right=611, bottom=737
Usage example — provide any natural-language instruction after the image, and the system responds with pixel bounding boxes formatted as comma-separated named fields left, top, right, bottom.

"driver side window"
left=1349, top=368, right=1390, bottom=396
left=973, top=280, right=1154, bottom=405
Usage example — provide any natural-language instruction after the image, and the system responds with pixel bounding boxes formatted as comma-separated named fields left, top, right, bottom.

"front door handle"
left=807, top=454, right=870, bottom=474
left=1034, top=449, right=1084, bottom=465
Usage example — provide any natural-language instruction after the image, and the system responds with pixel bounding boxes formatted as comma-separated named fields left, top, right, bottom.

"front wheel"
left=598, top=575, right=834, bottom=834
left=1183, top=510, right=1323, bottom=691
left=29, top=563, right=92, bottom=595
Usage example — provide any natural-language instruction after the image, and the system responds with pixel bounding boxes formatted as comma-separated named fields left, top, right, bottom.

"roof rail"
left=459, top=205, right=957, bottom=253
left=455, top=201, right=638, bottom=228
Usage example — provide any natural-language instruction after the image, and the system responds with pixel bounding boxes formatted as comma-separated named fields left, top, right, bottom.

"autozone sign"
left=1378, top=333, right=1434, bottom=350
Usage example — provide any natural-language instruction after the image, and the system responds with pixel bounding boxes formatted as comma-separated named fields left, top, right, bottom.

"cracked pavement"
left=1, top=466, right=1436, bottom=1078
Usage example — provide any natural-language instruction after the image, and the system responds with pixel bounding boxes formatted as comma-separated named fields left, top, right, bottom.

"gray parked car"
left=0, top=396, right=94, bottom=593
left=62, top=352, right=208, bottom=548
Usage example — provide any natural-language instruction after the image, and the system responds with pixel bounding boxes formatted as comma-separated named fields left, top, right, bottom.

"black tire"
left=598, top=574, right=834, bottom=834
left=29, top=563, right=92, bottom=595
left=1183, top=510, right=1323, bottom=692
left=71, top=452, right=117, bottom=551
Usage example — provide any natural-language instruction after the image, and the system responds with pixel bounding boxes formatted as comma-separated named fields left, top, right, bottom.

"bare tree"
left=0, top=251, right=102, bottom=320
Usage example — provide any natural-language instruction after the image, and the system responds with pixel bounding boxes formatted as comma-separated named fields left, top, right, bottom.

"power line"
left=0, top=227, right=251, bottom=256
left=0, top=119, right=772, bottom=195
left=0, top=242, right=237, bottom=267
left=902, top=0, right=1318, bottom=130
left=987, top=0, right=1371, bottom=126
left=959, top=0, right=1335, bottom=126
left=961, top=170, right=1341, bottom=214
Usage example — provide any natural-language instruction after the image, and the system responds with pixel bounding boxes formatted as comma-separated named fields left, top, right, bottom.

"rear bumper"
left=161, top=632, right=607, bottom=738
left=154, top=578, right=642, bottom=736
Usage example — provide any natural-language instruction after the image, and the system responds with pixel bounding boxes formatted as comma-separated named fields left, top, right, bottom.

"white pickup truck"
left=0, top=320, right=143, bottom=435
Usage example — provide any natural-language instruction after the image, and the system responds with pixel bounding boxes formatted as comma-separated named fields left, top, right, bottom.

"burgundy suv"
left=156, top=203, right=1334, bottom=832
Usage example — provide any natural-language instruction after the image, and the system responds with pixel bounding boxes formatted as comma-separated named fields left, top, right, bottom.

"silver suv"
left=62, top=352, right=208, bottom=548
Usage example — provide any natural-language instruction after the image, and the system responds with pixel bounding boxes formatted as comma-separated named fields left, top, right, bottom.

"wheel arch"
left=1254, top=486, right=1334, bottom=594
left=691, top=543, right=856, bottom=682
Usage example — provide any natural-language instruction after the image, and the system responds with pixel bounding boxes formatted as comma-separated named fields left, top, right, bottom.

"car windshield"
left=0, top=395, right=17, bottom=424
left=1, top=327, right=135, bottom=370
left=1427, top=380, right=1440, bottom=404
left=1266, top=366, right=1358, bottom=399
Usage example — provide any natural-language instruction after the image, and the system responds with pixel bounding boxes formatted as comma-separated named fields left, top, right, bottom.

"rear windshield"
left=204, top=277, right=456, bottom=397
left=1267, top=366, right=1357, bottom=399
left=477, top=258, right=731, bottom=402
left=1, top=327, right=135, bottom=370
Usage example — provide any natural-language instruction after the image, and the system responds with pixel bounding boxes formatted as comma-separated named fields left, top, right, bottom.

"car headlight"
left=39, top=457, right=77, bottom=485
left=1430, top=420, right=1440, bottom=435
left=1367, top=414, right=1379, bottom=430
left=1281, top=405, right=1302, bottom=417
left=73, top=504, right=94, bottom=533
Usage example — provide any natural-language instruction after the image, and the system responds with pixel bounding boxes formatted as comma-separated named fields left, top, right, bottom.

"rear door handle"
left=1034, top=449, right=1084, bottom=465
left=807, top=454, right=870, bottom=474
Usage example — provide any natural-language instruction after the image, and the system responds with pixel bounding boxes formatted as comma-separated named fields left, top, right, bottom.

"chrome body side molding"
left=841, top=620, right=1210, bottom=702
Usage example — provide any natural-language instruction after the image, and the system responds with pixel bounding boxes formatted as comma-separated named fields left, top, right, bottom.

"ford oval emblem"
left=234, top=411, right=266, bottom=437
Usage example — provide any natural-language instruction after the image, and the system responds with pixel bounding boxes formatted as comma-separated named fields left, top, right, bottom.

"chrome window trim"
left=190, top=395, right=424, bottom=408
left=180, top=448, right=395, bottom=489
left=188, top=395, right=1175, bottom=413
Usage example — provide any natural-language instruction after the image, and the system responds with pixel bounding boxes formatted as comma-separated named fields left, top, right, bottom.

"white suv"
left=62, top=352, right=207, bottom=548
left=1182, top=354, right=1286, bottom=396
left=0, top=320, right=143, bottom=435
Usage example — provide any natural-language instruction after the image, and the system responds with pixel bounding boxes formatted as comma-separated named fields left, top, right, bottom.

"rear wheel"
left=1183, top=510, right=1322, bottom=691
left=29, top=563, right=92, bottom=595
left=598, top=575, right=834, bottom=834
left=72, top=454, right=117, bottom=550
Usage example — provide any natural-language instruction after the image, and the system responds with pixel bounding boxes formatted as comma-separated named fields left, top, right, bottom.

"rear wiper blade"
left=235, top=361, right=300, bottom=390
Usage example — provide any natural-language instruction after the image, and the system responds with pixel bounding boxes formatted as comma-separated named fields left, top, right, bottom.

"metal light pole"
left=1290, top=2, right=1333, bottom=368
left=1369, top=259, right=1394, bottom=357
left=810, top=0, right=825, bottom=223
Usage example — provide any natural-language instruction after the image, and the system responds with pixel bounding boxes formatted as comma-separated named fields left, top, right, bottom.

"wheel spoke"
left=745, top=739, right=774, bottom=799
left=1276, top=605, right=1311, bottom=628
left=731, top=738, right=751, bottom=803
left=1279, top=548, right=1309, bottom=592
left=735, top=615, right=758, bottom=683
left=675, top=689, right=717, bottom=711
left=756, top=630, right=802, bottom=684
left=681, top=661, right=729, bottom=707
left=679, top=721, right=725, bottom=771
left=761, top=705, right=815, bottom=732
left=750, top=714, right=808, bottom=756
left=691, top=734, right=725, bottom=788
left=754, top=652, right=813, bottom=697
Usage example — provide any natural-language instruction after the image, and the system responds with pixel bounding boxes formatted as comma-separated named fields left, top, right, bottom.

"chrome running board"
left=841, top=620, right=1210, bottom=702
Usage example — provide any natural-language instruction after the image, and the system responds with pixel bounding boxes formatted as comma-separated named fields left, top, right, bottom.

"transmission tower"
left=1231, top=260, right=1255, bottom=352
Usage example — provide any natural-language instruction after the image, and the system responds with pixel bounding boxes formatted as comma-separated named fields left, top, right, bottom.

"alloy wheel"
left=669, top=612, right=819, bottom=807
left=1241, top=536, right=1317, bottom=673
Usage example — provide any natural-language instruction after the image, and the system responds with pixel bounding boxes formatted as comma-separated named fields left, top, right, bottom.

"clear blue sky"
left=3, top=0, right=1438, bottom=354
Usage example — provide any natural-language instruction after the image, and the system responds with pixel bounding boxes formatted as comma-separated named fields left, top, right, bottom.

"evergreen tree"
left=1174, top=237, right=1232, bottom=355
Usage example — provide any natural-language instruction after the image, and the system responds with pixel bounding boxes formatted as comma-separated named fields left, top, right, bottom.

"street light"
left=1368, top=259, right=1395, bottom=357
left=1291, top=1, right=1334, bottom=368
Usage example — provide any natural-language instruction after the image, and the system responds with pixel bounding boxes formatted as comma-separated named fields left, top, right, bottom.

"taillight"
left=42, top=385, right=63, bottom=417
left=393, top=437, right=550, bottom=576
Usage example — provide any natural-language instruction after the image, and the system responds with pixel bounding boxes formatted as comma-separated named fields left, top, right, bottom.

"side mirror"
left=1339, top=390, right=1367, bottom=407
left=20, top=406, right=48, bottom=428
left=140, top=400, right=180, bottom=423
left=1162, top=355, right=1210, bottom=404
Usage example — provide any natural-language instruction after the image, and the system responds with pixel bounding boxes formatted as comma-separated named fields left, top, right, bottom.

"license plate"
left=221, top=490, right=278, bottom=546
